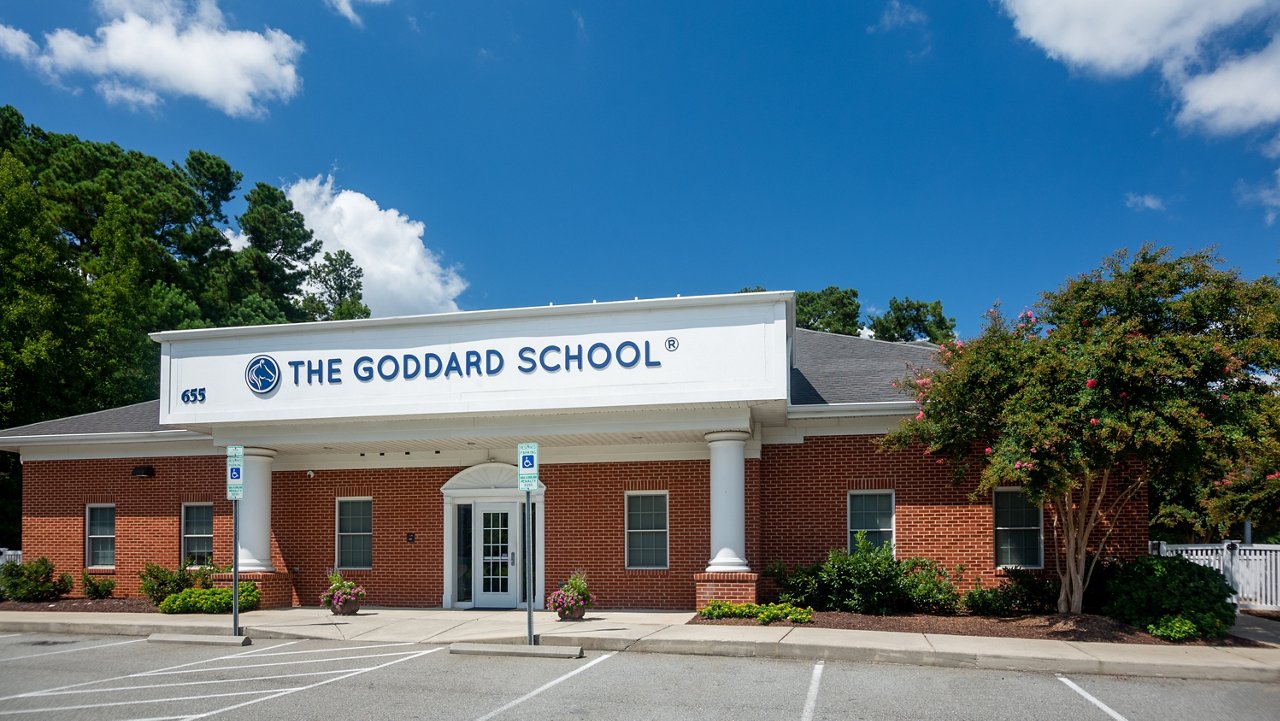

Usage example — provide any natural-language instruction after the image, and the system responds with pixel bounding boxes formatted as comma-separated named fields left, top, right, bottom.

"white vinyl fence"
left=1151, top=541, right=1280, bottom=610
left=0, top=549, right=19, bottom=565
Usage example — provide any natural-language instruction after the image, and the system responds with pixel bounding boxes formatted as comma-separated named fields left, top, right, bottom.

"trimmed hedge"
left=158, top=582, right=260, bottom=614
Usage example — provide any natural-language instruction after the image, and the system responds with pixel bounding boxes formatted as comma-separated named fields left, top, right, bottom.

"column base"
left=694, top=572, right=758, bottom=609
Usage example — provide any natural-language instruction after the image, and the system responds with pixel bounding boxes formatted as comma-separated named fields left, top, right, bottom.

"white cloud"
left=222, top=227, right=249, bottom=251
left=0, top=0, right=302, bottom=117
left=1239, top=168, right=1280, bottom=225
left=1264, top=133, right=1280, bottom=158
left=284, top=175, right=467, bottom=317
left=999, top=0, right=1268, bottom=76
left=1177, top=35, right=1280, bottom=134
left=867, top=1, right=928, bottom=34
left=325, top=0, right=392, bottom=27
left=572, top=9, right=587, bottom=42
left=0, top=24, right=37, bottom=62
left=1124, top=193, right=1166, bottom=211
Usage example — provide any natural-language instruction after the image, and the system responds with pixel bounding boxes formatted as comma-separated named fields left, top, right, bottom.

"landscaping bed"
left=0, top=598, right=155, bottom=613
left=689, top=609, right=1263, bottom=646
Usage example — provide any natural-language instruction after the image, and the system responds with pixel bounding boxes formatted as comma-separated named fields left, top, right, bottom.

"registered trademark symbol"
left=665, top=337, right=679, bottom=352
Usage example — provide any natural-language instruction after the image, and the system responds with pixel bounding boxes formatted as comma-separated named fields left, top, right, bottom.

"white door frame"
left=441, top=463, right=545, bottom=610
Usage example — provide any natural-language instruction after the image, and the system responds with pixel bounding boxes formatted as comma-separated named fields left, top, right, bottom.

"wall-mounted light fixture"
left=131, top=465, right=155, bottom=478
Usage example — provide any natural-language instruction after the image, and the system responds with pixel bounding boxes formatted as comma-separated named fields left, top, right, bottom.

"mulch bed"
left=0, top=598, right=156, bottom=613
left=689, top=610, right=1265, bottom=647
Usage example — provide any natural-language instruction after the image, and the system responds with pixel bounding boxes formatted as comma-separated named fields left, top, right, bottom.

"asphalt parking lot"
left=0, top=633, right=1276, bottom=721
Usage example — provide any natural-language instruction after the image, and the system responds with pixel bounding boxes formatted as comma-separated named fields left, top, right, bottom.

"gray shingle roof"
left=0, top=400, right=163, bottom=438
left=0, top=331, right=938, bottom=439
left=790, top=328, right=938, bottom=405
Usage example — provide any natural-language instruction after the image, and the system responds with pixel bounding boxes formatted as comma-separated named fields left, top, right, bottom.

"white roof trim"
left=149, top=291, right=796, bottom=343
left=787, top=401, right=917, bottom=419
left=0, top=429, right=210, bottom=452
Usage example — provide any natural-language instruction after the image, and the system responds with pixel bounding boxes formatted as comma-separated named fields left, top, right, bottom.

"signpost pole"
left=517, top=442, right=539, bottom=646
left=226, top=445, right=244, bottom=638
left=525, top=489, right=533, bottom=646
left=232, top=499, right=240, bottom=636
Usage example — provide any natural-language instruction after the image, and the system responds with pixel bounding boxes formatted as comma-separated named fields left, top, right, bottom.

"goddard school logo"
left=245, top=355, right=280, bottom=394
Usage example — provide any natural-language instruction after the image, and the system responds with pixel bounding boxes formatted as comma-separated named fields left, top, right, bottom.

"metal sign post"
left=517, top=442, right=539, bottom=646
left=226, top=445, right=244, bottom=637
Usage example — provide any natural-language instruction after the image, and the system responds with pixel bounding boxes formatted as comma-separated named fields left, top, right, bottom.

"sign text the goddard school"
left=281, top=338, right=667, bottom=387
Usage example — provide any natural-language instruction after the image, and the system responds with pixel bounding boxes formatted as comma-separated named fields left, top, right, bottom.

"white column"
left=238, top=447, right=276, bottom=572
left=705, top=431, right=751, bottom=572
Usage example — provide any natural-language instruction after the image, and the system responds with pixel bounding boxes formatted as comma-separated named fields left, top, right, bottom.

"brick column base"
left=693, top=572, right=758, bottom=609
left=213, top=571, right=293, bottom=609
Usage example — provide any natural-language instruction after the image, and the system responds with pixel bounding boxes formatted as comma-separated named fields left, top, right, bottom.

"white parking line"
left=26, top=668, right=363, bottom=697
left=0, top=688, right=293, bottom=716
left=800, top=660, right=824, bottom=721
left=243, top=641, right=414, bottom=658
left=0, top=634, right=21, bottom=639
left=0, top=638, right=144, bottom=663
left=472, top=652, right=617, bottom=721
left=142, top=649, right=428, bottom=676
left=183, top=647, right=442, bottom=719
left=0, top=641, right=301, bottom=701
left=1057, top=675, right=1130, bottom=721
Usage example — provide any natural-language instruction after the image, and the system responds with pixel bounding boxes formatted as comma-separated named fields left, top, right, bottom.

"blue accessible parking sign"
left=517, top=442, right=538, bottom=491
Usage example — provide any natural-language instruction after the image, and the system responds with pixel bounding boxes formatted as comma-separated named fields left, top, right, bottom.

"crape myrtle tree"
left=882, top=246, right=1280, bottom=614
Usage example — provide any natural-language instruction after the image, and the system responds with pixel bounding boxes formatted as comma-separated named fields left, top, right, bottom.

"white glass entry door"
left=474, top=502, right=519, bottom=608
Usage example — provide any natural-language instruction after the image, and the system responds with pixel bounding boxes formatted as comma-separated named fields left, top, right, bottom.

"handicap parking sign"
left=521, top=454, right=535, bottom=469
left=229, top=467, right=241, bottom=480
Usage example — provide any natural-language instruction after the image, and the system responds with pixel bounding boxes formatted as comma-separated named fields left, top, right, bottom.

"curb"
left=2, top=620, right=1276, bottom=683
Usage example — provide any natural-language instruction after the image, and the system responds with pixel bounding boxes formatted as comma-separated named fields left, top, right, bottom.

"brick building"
left=0, top=292, right=1147, bottom=610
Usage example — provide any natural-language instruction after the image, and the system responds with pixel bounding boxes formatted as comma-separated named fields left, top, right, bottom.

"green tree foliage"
left=740, top=286, right=863, bottom=336
left=302, top=250, right=372, bottom=321
left=868, top=297, right=956, bottom=343
left=0, top=105, right=372, bottom=547
left=882, top=246, right=1280, bottom=613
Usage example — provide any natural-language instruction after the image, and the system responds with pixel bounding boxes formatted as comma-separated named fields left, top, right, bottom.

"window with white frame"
left=336, top=498, right=372, bottom=569
left=625, top=492, right=668, bottom=569
left=848, top=491, right=894, bottom=551
left=86, top=505, right=115, bottom=567
left=182, top=504, right=213, bottom=566
left=994, top=489, right=1043, bottom=568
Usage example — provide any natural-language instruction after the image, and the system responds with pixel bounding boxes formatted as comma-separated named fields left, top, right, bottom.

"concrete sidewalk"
left=1, top=607, right=1277, bottom=682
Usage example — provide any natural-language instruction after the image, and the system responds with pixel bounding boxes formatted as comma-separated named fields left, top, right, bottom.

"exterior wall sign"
left=156, top=295, right=790, bottom=426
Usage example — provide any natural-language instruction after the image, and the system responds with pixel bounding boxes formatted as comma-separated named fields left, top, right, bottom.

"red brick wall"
left=758, top=435, right=1149, bottom=596
left=20, top=434, right=1149, bottom=610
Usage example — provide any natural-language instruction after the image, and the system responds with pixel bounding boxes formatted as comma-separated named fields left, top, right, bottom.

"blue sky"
left=1, top=1, right=1277, bottom=337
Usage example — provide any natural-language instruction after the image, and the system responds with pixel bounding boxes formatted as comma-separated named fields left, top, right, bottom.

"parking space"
left=0, top=634, right=1276, bottom=721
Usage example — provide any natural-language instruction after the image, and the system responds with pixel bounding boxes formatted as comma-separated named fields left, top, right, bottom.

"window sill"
left=85, top=567, right=115, bottom=575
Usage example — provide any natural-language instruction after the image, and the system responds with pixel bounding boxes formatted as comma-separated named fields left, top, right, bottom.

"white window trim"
left=993, top=487, right=1044, bottom=570
left=85, top=504, right=115, bottom=568
left=624, top=490, right=669, bottom=570
left=335, top=497, right=373, bottom=571
left=848, top=489, right=895, bottom=557
left=181, top=503, right=214, bottom=568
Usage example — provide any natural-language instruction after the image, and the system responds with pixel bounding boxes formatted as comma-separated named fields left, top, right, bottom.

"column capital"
left=704, top=430, right=751, bottom=444
left=242, top=447, right=277, bottom=459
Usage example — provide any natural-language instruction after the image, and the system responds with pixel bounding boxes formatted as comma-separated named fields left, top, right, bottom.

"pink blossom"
left=1015, top=461, right=1022, bottom=469
left=984, top=447, right=992, bottom=455
left=916, top=411, right=924, bottom=421
left=1086, top=378, right=1097, bottom=389
left=1089, top=418, right=1099, bottom=426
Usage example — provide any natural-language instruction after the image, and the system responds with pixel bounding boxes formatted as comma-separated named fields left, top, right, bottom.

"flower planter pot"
left=556, top=606, right=586, bottom=621
left=331, top=599, right=361, bottom=616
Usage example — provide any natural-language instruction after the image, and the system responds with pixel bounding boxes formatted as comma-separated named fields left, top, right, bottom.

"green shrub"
left=1104, top=555, right=1236, bottom=639
left=1147, top=615, right=1199, bottom=641
left=697, top=600, right=813, bottom=625
left=901, top=559, right=962, bottom=614
left=1081, top=554, right=1123, bottom=614
left=963, top=570, right=1057, bottom=616
left=0, top=557, right=73, bottom=602
left=158, top=582, right=260, bottom=614
left=774, top=534, right=911, bottom=615
left=139, top=560, right=221, bottom=606
left=81, top=572, right=115, bottom=600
